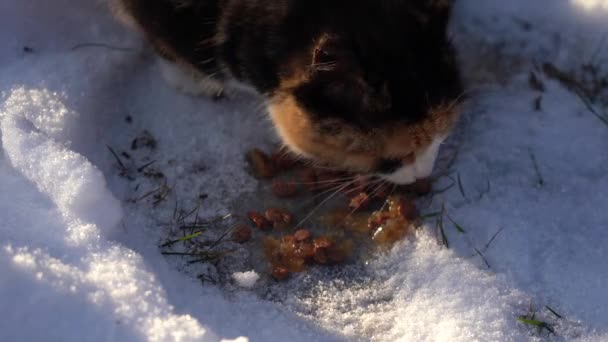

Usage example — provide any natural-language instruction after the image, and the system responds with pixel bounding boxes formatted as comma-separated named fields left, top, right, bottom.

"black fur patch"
left=117, top=0, right=462, bottom=127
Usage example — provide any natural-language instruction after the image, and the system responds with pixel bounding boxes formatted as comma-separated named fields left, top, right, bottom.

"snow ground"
left=1, top=0, right=607, bottom=341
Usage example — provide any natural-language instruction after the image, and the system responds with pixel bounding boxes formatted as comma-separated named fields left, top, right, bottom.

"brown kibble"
left=312, top=236, right=333, bottom=264
left=281, top=235, right=296, bottom=245
left=387, top=196, right=419, bottom=221
left=279, top=235, right=297, bottom=256
left=411, top=178, right=433, bottom=196
left=271, top=266, right=290, bottom=280
left=368, top=210, right=392, bottom=230
left=313, top=236, right=333, bottom=249
left=231, top=225, right=252, bottom=243
left=248, top=211, right=271, bottom=230
left=372, top=218, right=410, bottom=246
left=349, top=192, right=370, bottom=211
left=271, top=180, right=298, bottom=198
left=264, top=208, right=294, bottom=229
left=294, top=229, right=311, bottom=242
left=264, top=208, right=283, bottom=222
left=294, top=242, right=315, bottom=259
left=246, top=149, right=276, bottom=178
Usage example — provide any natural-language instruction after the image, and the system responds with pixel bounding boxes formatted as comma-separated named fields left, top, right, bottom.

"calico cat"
left=111, top=0, right=463, bottom=184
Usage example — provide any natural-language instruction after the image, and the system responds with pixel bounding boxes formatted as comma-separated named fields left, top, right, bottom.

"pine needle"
left=545, top=305, right=563, bottom=319
left=457, top=172, right=467, bottom=200
left=106, top=145, right=126, bottom=170
left=474, top=248, right=491, bottom=268
left=420, top=212, right=442, bottom=220
left=483, top=227, right=505, bottom=252
left=529, top=151, right=545, bottom=188
left=446, top=213, right=466, bottom=233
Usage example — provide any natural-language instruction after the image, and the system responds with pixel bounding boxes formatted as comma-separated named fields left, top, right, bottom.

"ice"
left=232, top=271, right=260, bottom=289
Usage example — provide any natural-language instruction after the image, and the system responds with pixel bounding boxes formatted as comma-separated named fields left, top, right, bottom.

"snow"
left=232, top=271, right=260, bottom=289
left=1, top=0, right=608, bottom=341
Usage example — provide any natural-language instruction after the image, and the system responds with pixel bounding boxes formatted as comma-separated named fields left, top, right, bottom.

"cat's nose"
left=379, top=138, right=444, bottom=185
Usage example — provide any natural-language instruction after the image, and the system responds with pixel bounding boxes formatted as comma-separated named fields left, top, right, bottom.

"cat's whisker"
left=279, top=178, right=356, bottom=215
left=306, top=162, right=347, bottom=172
left=340, top=178, right=387, bottom=224
left=293, top=178, right=358, bottom=229
left=370, top=179, right=389, bottom=198
left=304, top=178, right=359, bottom=203
left=378, top=183, right=398, bottom=213
left=289, top=175, right=359, bottom=186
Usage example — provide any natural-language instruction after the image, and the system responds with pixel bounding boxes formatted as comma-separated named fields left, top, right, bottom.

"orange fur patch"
left=269, top=90, right=460, bottom=173
left=383, top=103, right=459, bottom=160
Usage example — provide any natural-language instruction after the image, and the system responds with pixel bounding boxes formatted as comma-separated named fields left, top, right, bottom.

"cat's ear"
left=311, top=34, right=344, bottom=71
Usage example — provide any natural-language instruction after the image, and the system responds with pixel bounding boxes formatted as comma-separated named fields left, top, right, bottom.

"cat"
left=111, top=0, right=463, bottom=184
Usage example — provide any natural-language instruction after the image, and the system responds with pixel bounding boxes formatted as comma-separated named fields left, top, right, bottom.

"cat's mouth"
left=376, top=135, right=445, bottom=184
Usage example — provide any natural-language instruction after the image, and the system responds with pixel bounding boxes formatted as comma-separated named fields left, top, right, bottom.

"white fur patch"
left=380, top=136, right=446, bottom=185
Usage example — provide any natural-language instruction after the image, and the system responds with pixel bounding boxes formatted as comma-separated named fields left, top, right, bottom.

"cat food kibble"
left=246, top=149, right=276, bottom=178
left=264, top=208, right=294, bottom=229
left=248, top=211, right=271, bottom=230
left=349, top=192, right=370, bottom=211
left=294, top=229, right=311, bottom=242
left=294, top=241, right=315, bottom=259
left=231, top=225, right=252, bottom=243
left=369, top=195, right=419, bottom=246
left=391, top=197, right=419, bottom=221
left=243, top=146, right=428, bottom=279
left=313, top=236, right=333, bottom=249
left=271, top=266, right=290, bottom=281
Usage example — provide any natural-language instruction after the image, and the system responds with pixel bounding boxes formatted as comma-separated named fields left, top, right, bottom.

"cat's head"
left=268, top=0, right=463, bottom=184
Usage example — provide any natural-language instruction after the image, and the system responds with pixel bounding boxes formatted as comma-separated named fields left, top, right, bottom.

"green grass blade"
left=160, top=231, right=203, bottom=248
